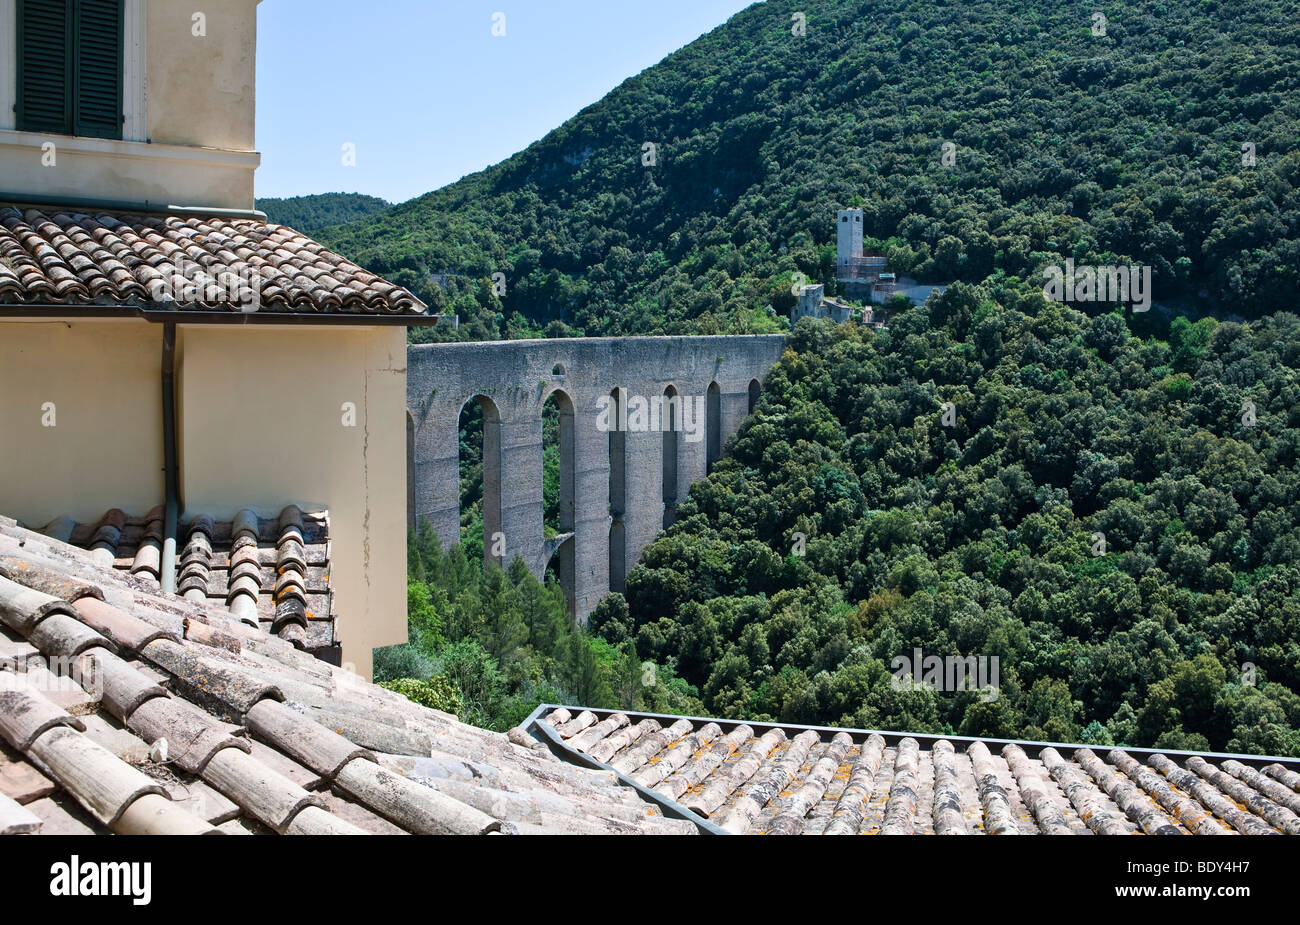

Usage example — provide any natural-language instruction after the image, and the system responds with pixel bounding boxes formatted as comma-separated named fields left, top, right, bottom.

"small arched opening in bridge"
left=543, top=388, right=576, bottom=615
left=748, top=378, right=763, bottom=413
left=706, top=381, right=721, bottom=472
left=458, top=394, right=502, bottom=568
left=608, top=387, right=627, bottom=592
left=406, top=410, right=416, bottom=531
left=662, top=384, right=679, bottom=529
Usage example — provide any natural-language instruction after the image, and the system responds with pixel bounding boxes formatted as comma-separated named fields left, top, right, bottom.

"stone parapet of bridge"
left=407, top=335, right=787, bottom=622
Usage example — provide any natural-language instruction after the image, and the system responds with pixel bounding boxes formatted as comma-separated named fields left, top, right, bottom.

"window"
left=17, top=0, right=123, bottom=139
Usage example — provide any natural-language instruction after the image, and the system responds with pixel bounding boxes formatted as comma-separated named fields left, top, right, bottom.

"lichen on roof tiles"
left=533, top=705, right=1300, bottom=836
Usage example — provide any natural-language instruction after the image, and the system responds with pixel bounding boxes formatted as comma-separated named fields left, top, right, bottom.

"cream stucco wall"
left=177, top=325, right=409, bottom=679
left=0, top=318, right=409, bottom=679
left=0, top=0, right=260, bottom=210
left=0, top=319, right=163, bottom=524
left=146, top=0, right=259, bottom=151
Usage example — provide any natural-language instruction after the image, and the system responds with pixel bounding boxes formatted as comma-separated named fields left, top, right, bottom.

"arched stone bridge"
left=407, top=335, right=787, bottom=622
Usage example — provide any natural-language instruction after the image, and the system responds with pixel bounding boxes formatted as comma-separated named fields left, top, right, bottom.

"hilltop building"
left=834, top=208, right=948, bottom=306
left=791, top=283, right=873, bottom=325
left=835, top=208, right=888, bottom=301
left=0, top=0, right=432, bottom=677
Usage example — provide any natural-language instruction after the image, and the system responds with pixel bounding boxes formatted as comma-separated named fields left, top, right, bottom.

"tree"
left=565, top=635, right=613, bottom=707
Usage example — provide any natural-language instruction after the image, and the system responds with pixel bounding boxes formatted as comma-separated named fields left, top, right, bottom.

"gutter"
left=0, top=304, right=442, bottom=326
left=0, top=191, right=267, bottom=220
left=160, top=323, right=179, bottom=593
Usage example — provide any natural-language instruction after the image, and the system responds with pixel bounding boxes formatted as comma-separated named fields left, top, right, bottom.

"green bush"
left=379, top=676, right=464, bottom=715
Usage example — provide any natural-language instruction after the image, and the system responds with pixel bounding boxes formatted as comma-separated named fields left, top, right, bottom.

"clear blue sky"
left=254, top=0, right=757, bottom=204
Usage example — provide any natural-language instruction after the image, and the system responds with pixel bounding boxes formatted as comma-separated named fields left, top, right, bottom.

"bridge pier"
left=407, top=335, right=785, bottom=625
left=410, top=411, right=461, bottom=557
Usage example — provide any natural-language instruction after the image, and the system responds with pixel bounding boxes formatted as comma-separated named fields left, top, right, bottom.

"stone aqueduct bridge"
left=407, top=335, right=787, bottom=621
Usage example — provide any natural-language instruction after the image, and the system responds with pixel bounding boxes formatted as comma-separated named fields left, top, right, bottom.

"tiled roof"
left=39, top=506, right=336, bottom=655
left=0, top=206, right=426, bottom=315
left=0, top=515, right=695, bottom=835
left=527, top=706, right=1300, bottom=835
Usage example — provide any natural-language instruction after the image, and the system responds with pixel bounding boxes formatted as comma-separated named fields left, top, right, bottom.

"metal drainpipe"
left=160, top=322, right=180, bottom=593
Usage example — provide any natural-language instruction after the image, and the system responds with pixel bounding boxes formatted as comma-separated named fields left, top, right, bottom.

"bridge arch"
left=608, top=386, right=627, bottom=592
left=542, top=387, right=576, bottom=615
left=459, top=393, right=503, bottom=569
left=541, top=386, right=576, bottom=535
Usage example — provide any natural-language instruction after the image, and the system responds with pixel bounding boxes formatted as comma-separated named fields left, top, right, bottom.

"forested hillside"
left=320, top=0, right=1298, bottom=341
left=377, top=524, right=700, bottom=731
left=588, top=291, right=1300, bottom=756
left=257, top=193, right=390, bottom=232
left=370, top=0, right=1300, bottom=755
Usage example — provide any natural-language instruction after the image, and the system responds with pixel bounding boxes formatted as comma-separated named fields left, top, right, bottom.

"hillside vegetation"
left=257, top=192, right=391, bottom=232
left=319, top=0, right=1298, bottom=341
left=372, top=0, right=1300, bottom=754
left=376, top=525, right=699, bottom=731
left=591, top=292, right=1300, bottom=755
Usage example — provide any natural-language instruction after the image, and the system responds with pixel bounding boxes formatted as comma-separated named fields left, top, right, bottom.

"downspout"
left=160, top=322, right=180, bottom=593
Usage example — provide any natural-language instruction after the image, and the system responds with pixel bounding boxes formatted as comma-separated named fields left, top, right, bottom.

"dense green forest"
left=589, top=295, right=1300, bottom=756
left=257, top=193, right=391, bottom=232
left=318, top=0, right=1298, bottom=342
left=376, top=524, right=701, bottom=731
left=388, top=296, right=1300, bottom=753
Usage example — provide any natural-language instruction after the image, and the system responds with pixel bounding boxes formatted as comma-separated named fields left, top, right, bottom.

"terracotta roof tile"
left=0, top=742, right=56, bottom=805
left=161, top=776, right=242, bottom=825
left=0, top=790, right=43, bottom=834
left=0, top=514, right=700, bottom=835
left=45, top=505, right=337, bottom=655
left=0, top=206, right=427, bottom=315
left=81, top=649, right=168, bottom=722
left=125, top=694, right=251, bottom=775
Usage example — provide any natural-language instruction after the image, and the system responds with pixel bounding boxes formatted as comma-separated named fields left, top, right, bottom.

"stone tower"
left=837, top=208, right=864, bottom=269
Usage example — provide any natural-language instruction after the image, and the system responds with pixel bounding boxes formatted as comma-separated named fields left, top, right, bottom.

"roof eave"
left=0, top=303, right=441, bottom=326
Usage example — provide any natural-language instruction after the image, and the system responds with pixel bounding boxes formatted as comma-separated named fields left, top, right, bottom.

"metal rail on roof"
left=523, top=705, right=729, bottom=835
left=525, top=703, right=1300, bottom=776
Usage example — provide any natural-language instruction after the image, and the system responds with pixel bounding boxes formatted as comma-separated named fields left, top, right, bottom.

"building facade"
left=0, top=0, right=426, bottom=678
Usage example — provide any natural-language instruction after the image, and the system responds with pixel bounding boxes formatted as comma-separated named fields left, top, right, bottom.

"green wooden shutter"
left=72, top=0, right=123, bottom=139
left=16, top=0, right=122, bottom=139
left=16, top=0, right=73, bottom=134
